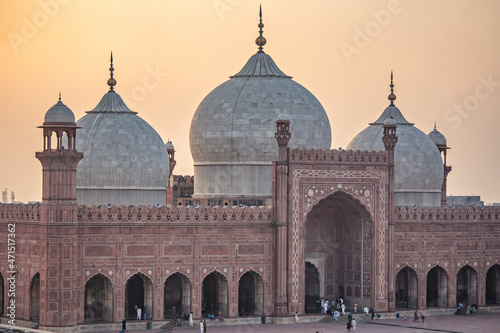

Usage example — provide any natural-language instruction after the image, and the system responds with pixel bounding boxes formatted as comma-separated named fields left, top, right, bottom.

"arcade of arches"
left=304, top=191, right=371, bottom=313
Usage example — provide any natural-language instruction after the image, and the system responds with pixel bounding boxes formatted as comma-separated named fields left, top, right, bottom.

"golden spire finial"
left=255, top=4, right=266, bottom=53
left=388, top=70, right=396, bottom=105
left=107, top=51, right=117, bottom=92
left=58, top=91, right=61, bottom=101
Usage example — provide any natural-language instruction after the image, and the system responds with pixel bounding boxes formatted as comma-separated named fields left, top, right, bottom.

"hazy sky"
left=1, top=0, right=500, bottom=204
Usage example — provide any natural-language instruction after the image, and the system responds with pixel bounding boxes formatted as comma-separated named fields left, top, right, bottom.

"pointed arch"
left=238, top=270, right=264, bottom=316
left=30, top=273, right=40, bottom=322
left=304, top=189, right=373, bottom=308
left=456, top=265, right=477, bottom=306
left=164, top=272, right=191, bottom=319
left=84, top=273, right=113, bottom=322
left=395, top=266, right=418, bottom=309
left=125, top=272, right=153, bottom=320
left=202, top=270, right=228, bottom=317
left=486, top=264, right=500, bottom=305
left=427, top=265, right=448, bottom=308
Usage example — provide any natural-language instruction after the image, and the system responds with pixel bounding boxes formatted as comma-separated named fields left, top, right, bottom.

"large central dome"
left=189, top=16, right=331, bottom=199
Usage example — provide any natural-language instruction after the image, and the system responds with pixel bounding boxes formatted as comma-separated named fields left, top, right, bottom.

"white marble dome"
left=347, top=102, right=444, bottom=207
left=189, top=51, right=331, bottom=198
left=76, top=89, right=169, bottom=206
left=44, top=98, right=75, bottom=123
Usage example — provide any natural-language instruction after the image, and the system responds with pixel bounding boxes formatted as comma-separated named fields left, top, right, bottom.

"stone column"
left=273, top=115, right=291, bottom=316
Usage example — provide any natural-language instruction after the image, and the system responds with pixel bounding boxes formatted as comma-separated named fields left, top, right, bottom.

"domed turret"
left=428, top=123, right=447, bottom=147
left=75, top=54, right=169, bottom=206
left=347, top=73, right=444, bottom=207
left=189, top=10, right=331, bottom=199
left=44, top=93, right=76, bottom=123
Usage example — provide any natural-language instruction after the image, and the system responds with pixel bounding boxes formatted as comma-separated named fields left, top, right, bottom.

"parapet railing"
left=0, top=203, right=41, bottom=221
left=289, top=148, right=388, bottom=164
left=76, top=204, right=273, bottom=223
left=395, top=205, right=500, bottom=222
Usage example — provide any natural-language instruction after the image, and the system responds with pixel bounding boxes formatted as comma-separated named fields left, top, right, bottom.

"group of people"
left=457, top=302, right=478, bottom=315
left=316, top=297, right=347, bottom=315
left=346, top=312, right=357, bottom=332
left=134, top=305, right=148, bottom=320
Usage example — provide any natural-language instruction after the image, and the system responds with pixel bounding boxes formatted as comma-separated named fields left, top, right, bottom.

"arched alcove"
left=84, top=273, right=113, bottom=322
left=456, top=265, right=477, bottom=306
left=427, top=266, right=448, bottom=308
left=30, top=273, right=40, bottom=322
left=238, top=271, right=264, bottom=316
left=486, top=264, right=500, bottom=305
left=125, top=273, right=153, bottom=320
left=202, top=271, right=228, bottom=316
left=395, top=266, right=418, bottom=309
left=164, top=273, right=191, bottom=318
left=304, top=190, right=373, bottom=308
left=304, top=262, right=320, bottom=313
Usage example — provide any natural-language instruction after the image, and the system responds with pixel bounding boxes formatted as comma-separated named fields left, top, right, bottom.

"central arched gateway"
left=304, top=190, right=373, bottom=311
left=125, top=273, right=153, bottom=320
left=202, top=271, right=228, bottom=316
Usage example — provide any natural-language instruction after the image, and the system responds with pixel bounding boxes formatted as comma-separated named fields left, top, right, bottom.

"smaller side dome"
left=428, top=124, right=447, bottom=146
left=165, top=141, right=175, bottom=150
left=44, top=98, right=75, bottom=123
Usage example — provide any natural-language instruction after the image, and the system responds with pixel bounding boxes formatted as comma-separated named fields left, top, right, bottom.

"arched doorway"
left=486, top=264, right=500, bottom=305
left=202, top=271, right=228, bottom=316
left=30, top=273, right=40, bottom=321
left=395, top=266, right=418, bottom=309
left=305, top=262, right=320, bottom=313
left=426, top=266, right=448, bottom=308
left=125, top=273, right=153, bottom=320
left=305, top=191, right=372, bottom=310
left=456, top=265, right=477, bottom=306
left=164, top=273, right=191, bottom=318
left=84, top=274, right=113, bottom=322
left=238, top=271, right=264, bottom=316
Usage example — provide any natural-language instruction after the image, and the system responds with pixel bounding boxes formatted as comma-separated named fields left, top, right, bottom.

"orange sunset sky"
left=1, top=0, right=500, bottom=204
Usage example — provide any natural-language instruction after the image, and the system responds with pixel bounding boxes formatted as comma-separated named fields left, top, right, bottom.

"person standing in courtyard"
left=341, top=302, right=346, bottom=315
left=203, top=319, right=207, bottom=332
left=122, top=318, right=126, bottom=331
left=199, top=321, right=204, bottom=333
left=354, top=302, right=358, bottom=313
left=413, top=310, right=419, bottom=322
left=351, top=318, right=357, bottom=332
left=189, top=312, right=193, bottom=326
left=371, top=307, right=375, bottom=320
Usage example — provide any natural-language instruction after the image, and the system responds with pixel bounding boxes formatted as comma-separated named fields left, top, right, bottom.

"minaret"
left=428, top=123, right=451, bottom=205
left=382, top=72, right=398, bottom=311
left=35, top=94, right=83, bottom=329
left=36, top=94, right=83, bottom=209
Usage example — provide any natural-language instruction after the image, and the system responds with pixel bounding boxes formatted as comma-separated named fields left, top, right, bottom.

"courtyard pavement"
left=100, top=312, right=500, bottom=333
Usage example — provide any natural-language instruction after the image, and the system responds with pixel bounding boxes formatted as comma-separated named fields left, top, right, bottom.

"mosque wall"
left=393, top=206, right=500, bottom=308
left=0, top=204, right=275, bottom=326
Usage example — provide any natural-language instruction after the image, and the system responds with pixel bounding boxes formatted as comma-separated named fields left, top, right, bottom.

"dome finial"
left=255, top=4, right=267, bottom=53
left=388, top=70, right=396, bottom=105
left=434, top=122, right=436, bottom=129
left=107, top=51, right=117, bottom=92
left=58, top=91, right=61, bottom=101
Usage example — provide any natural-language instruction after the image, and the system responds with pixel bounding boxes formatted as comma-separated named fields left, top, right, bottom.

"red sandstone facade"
left=0, top=116, right=499, bottom=332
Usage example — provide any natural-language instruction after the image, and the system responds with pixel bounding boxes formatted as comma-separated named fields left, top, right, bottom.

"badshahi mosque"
left=1, top=9, right=500, bottom=332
